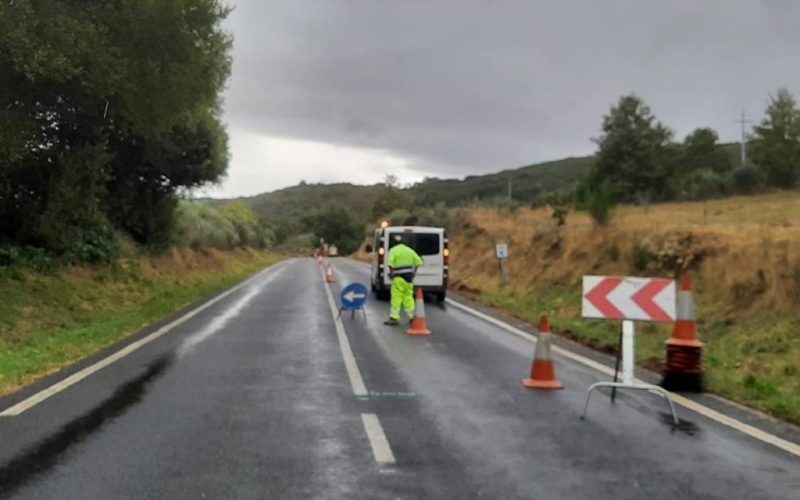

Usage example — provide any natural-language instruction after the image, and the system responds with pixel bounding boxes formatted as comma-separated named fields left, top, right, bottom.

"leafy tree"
left=682, top=128, right=732, bottom=174
left=750, top=88, right=800, bottom=188
left=587, top=94, right=673, bottom=202
left=304, top=207, right=364, bottom=255
left=371, top=186, right=414, bottom=221
left=220, top=202, right=269, bottom=248
left=0, top=0, right=232, bottom=255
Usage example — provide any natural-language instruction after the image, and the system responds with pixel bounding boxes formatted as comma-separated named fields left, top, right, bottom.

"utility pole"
left=734, top=110, right=753, bottom=167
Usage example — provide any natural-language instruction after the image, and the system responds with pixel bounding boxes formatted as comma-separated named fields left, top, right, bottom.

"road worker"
left=383, top=234, right=423, bottom=326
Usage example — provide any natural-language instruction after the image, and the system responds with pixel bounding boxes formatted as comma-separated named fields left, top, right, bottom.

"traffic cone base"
left=661, top=372, right=705, bottom=392
left=406, top=288, right=432, bottom=336
left=523, top=378, right=563, bottom=390
left=406, top=317, right=431, bottom=336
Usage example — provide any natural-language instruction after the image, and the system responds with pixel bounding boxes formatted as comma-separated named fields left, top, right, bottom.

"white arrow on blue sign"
left=340, top=283, right=368, bottom=310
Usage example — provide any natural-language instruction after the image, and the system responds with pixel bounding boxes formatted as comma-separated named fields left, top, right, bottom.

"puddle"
left=660, top=412, right=701, bottom=436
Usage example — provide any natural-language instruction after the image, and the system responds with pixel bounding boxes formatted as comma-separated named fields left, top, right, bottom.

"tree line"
left=0, top=0, right=239, bottom=263
left=577, top=89, right=800, bottom=222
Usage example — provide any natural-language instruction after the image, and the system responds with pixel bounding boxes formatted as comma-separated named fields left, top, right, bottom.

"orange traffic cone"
left=406, top=288, right=431, bottom=336
left=325, top=264, right=335, bottom=284
left=317, top=255, right=323, bottom=267
left=522, top=315, right=563, bottom=390
left=661, top=275, right=704, bottom=392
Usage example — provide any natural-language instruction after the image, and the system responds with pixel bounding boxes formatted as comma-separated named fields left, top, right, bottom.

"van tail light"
left=378, top=246, right=385, bottom=265
left=443, top=247, right=450, bottom=266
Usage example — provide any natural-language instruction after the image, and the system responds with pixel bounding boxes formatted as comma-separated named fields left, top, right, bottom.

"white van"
left=366, top=225, right=449, bottom=303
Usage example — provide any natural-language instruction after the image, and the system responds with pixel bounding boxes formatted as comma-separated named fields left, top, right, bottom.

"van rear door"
left=410, top=232, right=443, bottom=287
left=384, top=229, right=443, bottom=288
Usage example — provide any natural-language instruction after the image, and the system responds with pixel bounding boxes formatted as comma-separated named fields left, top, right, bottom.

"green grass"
left=0, top=250, right=283, bottom=395
left=477, top=287, right=800, bottom=425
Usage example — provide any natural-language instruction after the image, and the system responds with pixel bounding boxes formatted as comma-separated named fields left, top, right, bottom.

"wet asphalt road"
left=0, top=258, right=798, bottom=499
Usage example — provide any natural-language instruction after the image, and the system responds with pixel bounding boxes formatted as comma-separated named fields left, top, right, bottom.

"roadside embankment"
left=449, top=191, right=800, bottom=424
left=0, top=248, right=283, bottom=396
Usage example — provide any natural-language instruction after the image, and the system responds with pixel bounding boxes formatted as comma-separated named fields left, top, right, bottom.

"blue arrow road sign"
left=340, top=283, right=368, bottom=310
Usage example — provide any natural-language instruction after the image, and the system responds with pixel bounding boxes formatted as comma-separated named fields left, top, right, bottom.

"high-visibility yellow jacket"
left=388, top=243, right=423, bottom=281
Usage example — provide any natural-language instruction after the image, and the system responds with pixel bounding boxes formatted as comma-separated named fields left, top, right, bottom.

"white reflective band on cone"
left=677, top=291, right=695, bottom=320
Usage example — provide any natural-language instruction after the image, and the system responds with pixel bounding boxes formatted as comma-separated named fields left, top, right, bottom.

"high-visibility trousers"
left=390, top=277, right=415, bottom=320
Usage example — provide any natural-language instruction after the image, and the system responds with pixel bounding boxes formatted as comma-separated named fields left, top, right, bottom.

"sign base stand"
left=580, top=320, right=679, bottom=426
left=580, top=382, right=679, bottom=425
left=337, top=306, right=367, bottom=321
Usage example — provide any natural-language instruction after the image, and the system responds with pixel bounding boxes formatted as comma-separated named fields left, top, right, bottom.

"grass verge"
left=0, top=248, right=284, bottom=396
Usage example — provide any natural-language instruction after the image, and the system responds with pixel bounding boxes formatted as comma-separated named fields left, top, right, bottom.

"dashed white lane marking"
left=1, top=261, right=289, bottom=417
left=361, top=413, right=396, bottom=464
left=319, top=265, right=368, bottom=397
left=337, top=261, right=800, bottom=457
left=319, top=261, right=397, bottom=465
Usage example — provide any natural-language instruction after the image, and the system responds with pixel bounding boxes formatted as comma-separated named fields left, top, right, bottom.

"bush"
left=679, top=169, right=726, bottom=200
left=585, top=180, right=615, bottom=226
left=632, top=241, right=656, bottom=271
left=552, top=206, right=568, bottom=226
left=728, top=165, right=765, bottom=195
left=171, top=201, right=239, bottom=249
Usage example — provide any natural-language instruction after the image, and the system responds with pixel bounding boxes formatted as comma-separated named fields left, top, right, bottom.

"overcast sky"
left=204, top=0, right=800, bottom=198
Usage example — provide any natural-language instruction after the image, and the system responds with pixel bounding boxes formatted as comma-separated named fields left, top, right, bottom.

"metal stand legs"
left=581, top=382, right=680, bottom=426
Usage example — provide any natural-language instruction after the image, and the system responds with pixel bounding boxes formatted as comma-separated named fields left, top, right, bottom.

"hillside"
left=209, top=154, right=597, bottom=228
left=212, top=142, right=743, bottom=225
left=408, top=155, right=595, bottom=205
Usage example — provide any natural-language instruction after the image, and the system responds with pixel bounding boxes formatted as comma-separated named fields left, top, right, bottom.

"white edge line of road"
left=361, top=413, right=396, bottom=464
left=0, top=260, right=290, bottom=417
left=445, top=297, right=800, bottom=458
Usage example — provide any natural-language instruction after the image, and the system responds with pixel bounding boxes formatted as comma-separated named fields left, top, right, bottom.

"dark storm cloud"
left=222, top=0, right=800, bottom=179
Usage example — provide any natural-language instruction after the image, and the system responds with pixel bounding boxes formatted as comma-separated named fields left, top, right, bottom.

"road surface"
left=0, top=258, right=797, bottom=499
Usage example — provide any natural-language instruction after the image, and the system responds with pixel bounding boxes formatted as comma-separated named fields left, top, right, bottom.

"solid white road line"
left=361, top=413, right=396, bottom=464
left=0, top=261, right=289, bottom=417
left=320, top=266, right=368, bottom=397
left=445, top=297, right=800, bottom=457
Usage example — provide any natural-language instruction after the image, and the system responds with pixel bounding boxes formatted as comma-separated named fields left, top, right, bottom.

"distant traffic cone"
left=661, top=275, right=704, bottom=392
left=522, top=315, right=563, bottom=390
left=325, top=264, right=335, bottom=283
left=317, top=255, right=323, bottom=267
left=406, top=288, right=431, bottom=336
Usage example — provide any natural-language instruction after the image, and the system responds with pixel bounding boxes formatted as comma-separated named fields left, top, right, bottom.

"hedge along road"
left=0, top=258, right=797, bottom=499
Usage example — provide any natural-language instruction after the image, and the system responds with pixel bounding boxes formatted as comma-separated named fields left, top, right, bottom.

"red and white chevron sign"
left=582, top=276, right=676, bottom=322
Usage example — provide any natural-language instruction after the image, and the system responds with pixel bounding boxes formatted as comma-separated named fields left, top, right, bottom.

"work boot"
left=383, top=318, right=400, bottom=326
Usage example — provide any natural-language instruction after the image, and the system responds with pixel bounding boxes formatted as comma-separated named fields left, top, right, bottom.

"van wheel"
left=435, top=291, right=446, bottom=303
left=375, top=289, right=391, bottom=301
